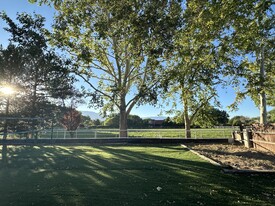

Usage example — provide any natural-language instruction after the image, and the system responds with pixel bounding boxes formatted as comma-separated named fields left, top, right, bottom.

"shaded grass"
left=0, top=145, right=274, bottom=206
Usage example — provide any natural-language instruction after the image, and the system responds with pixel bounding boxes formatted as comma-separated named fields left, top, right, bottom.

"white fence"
left=35, top=128, right=236, bottom=139
left=1, top=127, right=238, bottom=139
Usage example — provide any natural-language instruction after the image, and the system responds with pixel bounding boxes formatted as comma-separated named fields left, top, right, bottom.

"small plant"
left=59, top=108, right=81, bottom=138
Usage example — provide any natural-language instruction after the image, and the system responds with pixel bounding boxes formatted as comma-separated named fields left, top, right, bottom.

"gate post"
left=243, top=129, right=253, bottom=148
left=228, top=131, right=235, bottom=144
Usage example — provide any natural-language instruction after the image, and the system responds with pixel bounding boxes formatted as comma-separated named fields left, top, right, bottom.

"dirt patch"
left=186, top=143, right=275, bottom=171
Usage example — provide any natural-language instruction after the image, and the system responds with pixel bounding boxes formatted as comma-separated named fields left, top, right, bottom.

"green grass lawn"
left=0, top=145, right=274, bottom=206
left=37, top=128, right=235, bottom=139
left=128, top=128, right=233, bottom=138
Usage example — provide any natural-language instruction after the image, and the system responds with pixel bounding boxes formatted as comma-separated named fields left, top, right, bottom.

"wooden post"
left=228, top=132, right=235, bottom=144
left=243, top=129, right=253, bottom=148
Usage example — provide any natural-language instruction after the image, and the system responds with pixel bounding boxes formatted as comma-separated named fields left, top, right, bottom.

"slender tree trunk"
left=183, top=98, right=191, bottom=138
left=3, top=97, right=10, bottom=140
left=259, top=45, right=267, bottom=125
left=31, top=75, right=38, bottom=139
left=119, top=98, right=128, bottom=138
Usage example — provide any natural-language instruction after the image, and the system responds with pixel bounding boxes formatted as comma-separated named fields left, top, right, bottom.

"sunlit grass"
left=0, top=145, right=274, bottom=205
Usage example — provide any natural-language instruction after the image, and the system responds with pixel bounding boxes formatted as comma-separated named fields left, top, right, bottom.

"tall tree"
left=1, top=12, right=75, bottom=118
left=30, top=0, right=182, bottom=137
left=0, top=44, right=25, bottom=139
left=1, top=12, right=76, bottom=138
left=162, top=1, right=228, bottom=138
left=227, top=0, right=274, bottom=124
left=197, top=0, right=275, bottom=124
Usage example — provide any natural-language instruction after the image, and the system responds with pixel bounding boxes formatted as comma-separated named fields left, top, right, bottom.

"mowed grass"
left=39, top=128, right=234, bottom=139
left=128, top=128, right=233, bottom=138
left=0, top=145, right=274, bottom=206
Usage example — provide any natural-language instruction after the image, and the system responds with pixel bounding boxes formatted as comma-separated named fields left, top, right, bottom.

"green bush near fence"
left=0, top=145, right=274, bottom=206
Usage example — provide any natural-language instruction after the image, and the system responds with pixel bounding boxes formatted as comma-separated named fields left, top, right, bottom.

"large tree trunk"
left=119, top=109, right=128, bottom=138
left=119, top=98, right=128, bottom=138
left=259, top=45, right=267, bottom=125
left=184, top=113, right=191, bottom=139
left=260, top=91, right=267, bottom=124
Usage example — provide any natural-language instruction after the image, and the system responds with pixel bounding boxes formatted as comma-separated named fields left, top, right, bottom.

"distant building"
left=148, top=119, right=164, bottom=128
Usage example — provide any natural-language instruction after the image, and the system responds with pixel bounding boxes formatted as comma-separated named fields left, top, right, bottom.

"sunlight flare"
left=0, top=86, right=15, bottom=95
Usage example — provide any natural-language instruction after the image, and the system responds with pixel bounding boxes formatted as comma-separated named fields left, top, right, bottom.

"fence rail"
left=1, top=128, right=236, bottom=139
left=232, top=129, right=275, bottom=152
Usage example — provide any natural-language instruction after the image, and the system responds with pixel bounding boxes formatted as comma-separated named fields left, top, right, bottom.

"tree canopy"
left=199, top=0, right=275, bottom=124
left=29, top=0, right=182, bottom=137
left=0, top=0, right=272, bottom=138
left=161, top=0, right=231, bottom=137
left=193, top=106, right=229, bottom=128
left=104, top=113, right=144, bottom=129
left=0, top=12, right=76, bottom=137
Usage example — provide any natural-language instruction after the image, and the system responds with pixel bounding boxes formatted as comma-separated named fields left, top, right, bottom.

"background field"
left=0, top=145, right=274, bottom=206
left=5, top=128, right=238, bottom=139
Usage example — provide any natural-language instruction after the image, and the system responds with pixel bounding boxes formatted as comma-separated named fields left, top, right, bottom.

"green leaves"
left=194, top=105, right=229, bottom=128
left=28, top=0, right=183, bottom=135
left=187, top=0, right=275, bottom=123
left=1, top=12, right=75, bottom=122
left=26, top=0, right=274, bottom=128
left=60, top=108, right=82, bottom=131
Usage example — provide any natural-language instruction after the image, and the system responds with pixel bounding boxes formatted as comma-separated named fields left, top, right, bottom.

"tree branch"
left=74, top=72, right=114, bottom=101
left=190, top=93, right=216, bottom=123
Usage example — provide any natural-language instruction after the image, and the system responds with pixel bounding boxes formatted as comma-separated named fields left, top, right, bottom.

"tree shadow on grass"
left=0, top=145, right=274, bottom=206
left=1, top=145, right=7, bottom=166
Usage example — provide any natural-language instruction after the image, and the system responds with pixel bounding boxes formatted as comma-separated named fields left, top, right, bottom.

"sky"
left=0, top=0, right=267, bottom=119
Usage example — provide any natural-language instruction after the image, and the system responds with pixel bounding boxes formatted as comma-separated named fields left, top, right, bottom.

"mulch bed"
left=186, top=143, right=275, bottom=171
